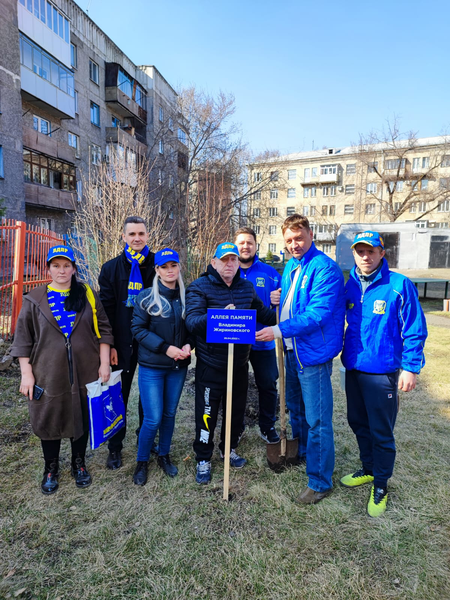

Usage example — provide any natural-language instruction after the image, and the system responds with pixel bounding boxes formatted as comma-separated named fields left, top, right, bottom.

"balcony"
left=105, top=63, right=147, bottom=124
left=105, top=127, right=147, bottom=154
left=24, top=183, right=76, bottom=212
left=23, top=127, right=76, bottom=164
left=319, top=172, right=339, bottom=184
left=21, top=68, right=75, bottom=119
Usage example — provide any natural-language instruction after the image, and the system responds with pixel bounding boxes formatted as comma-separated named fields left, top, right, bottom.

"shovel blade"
left=267, top=437, right=299, bottom=472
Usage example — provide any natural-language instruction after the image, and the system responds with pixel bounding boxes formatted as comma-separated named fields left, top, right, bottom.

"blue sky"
left=82, top=0, right=450, bottom=155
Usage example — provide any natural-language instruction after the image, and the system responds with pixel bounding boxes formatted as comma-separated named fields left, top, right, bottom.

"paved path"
left=425, top=314, right=450, bottom=329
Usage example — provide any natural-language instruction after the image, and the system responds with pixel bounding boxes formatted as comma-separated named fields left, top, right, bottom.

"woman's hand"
left=20, top=373, right=35, bottom=401
left=180, top=344, right=192, bottom=359
left=98, top=363, right=110, bottom=383
left=166, top=345, right=190, bottom=361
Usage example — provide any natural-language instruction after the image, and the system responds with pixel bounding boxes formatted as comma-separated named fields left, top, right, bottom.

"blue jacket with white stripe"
left=278, top=243, right=345, bottom=369
left=239, top=256, right=281, bottom=351
left=341, top=259, right=427, bottom=374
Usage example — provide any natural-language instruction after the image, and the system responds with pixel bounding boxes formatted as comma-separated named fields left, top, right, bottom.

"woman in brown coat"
left=11, top=245, right=114, bottom=494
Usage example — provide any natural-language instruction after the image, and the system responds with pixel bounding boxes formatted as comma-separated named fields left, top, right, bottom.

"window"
left=76, top=180, right=82, bottom=203
left=23, top=148, right=76, bottom=190
left=310, top=206, right=316, bottom=216
left=68, top=132, right=79, bottom=157
left=168, top=117, right=174, bottom=131
left=409, top=202, right=417, bottom=213
left=33, top=115, right=50, bottom=135
left=422, top=157, right=429, bottom=169
left=303, top=187, right=309, bottom=198
left=270, top=171, right=279, bottom=181
left=269, top=225, right=277, bottom=235
left=304, top=168, right=310, bottom=180
left=159, top=139, right=164, bottom=155
left=368, top=162, right=378, bottom=173
left=323, top=244, right=332, bottom=254
left=412, top=157, right=420, bottom=172
left=90, top=102, right=100, bottom=126
left=419, top=201, right=428, bottom=212
left=90, top=144, right=101, bottom=165
left=253, top=208, right=260, bottom=217
left=323, top=186, right=335, bottom=196
left=320, top=164, right=337, bottom=175
left=254, top=226, right=260, bottom=234
left=329, top=205, right=335, bottom=216
left=396, top=181, right=404, bottom=192
left=270, top=189, right=278, bottom=199
left=441, top=156, right=450, bottom=167
left=89, top=59, right=99, bottom=84
left=345, top=184, right=355, bottom=194
left=366, top=182, right=377, bottom=194
left=344, top=205, right=354, bottom=215
left=287, top=206, right=295, bottom=216
left=302, top=206, right=309, bottom=216
left=416, top=220, right=427, bottom=229
left=269, top=243, right=276, bottom=253
left=421, top=178, right=428, bottom=191
left=254, top=191, right=261, bottom=200
left=158, top=169, right=163, bottom=185
left=394, top=202, right=402, bottom=212
left=74, top=90, right=78, bottom=113
left=346, top=164, right=356, bottom=175
left=365, top=203, right=375, bottom=215
left=254, top=172, right=262, bottom=182
left=269, top=207, right=278, bottom=217
left=437, top=222, right=449, bottom=228
left=287, top=188, right=296, bottom=198
left=287, top=169, right=296, bottom=180
left=39, top=217, right=54, bottom=230
left=0, top=146, right=3, bottom=178
left=311, top=186, right=316, bottom=197
left=117, top=68, right=132, bottom=98
left=177, top=128, right=187, bottom=145
left=330, top=186, right=336, bottom=196
left=322, top=206, right=328, bottom=216
left=385, top=158, right=405, bottom=170
left=159, top=106, right=164, bottom=122
left=111, top=116, right=121, bottom=127
left=70, top=44, right=77, bottom=68
left=438, top=200, right=450, bottom=212
left=312, top=167, right=317, bottom=177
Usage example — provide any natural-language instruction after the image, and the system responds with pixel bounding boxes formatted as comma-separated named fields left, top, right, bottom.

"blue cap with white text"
left=155, top=248, right=180, bottom=266
left=351, top=231, right=385, bottom=249
left=46, top=245, right=76, bottom=264
left=214, top=242, right=239, bottom=259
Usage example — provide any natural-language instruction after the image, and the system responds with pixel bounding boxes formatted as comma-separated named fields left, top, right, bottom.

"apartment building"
left=248, top=137, right=450, bottom=259
left=0, top=0, right=187, bottom=234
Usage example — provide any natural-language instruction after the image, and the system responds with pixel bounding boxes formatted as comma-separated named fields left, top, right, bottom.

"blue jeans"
left=285, top=351, right=335, bottom=492
left=137, top=365, right=187, bottom=461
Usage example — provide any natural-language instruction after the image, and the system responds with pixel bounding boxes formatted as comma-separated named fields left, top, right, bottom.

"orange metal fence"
left=0, top=220, right=65, bottom=340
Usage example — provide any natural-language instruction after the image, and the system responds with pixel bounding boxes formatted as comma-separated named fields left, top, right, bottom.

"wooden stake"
left=223, top=343, right=234, bottom=501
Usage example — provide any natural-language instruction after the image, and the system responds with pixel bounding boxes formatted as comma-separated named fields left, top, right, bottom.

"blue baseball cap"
left=155, top=248, right=180, bottom=266
left=214, top=242, right=239, bottom=259
left=47, top=245, right=76, bottom=263
left=351, top=231, right=385, bottom=249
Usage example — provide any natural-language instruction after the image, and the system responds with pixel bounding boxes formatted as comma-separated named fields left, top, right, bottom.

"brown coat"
left=10, top=285, right=114, bottom=441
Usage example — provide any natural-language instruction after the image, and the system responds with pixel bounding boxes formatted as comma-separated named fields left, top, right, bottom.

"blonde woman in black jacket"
left=131, top=248, right=192, bottom=486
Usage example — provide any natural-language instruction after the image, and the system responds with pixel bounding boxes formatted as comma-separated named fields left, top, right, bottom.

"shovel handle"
left=276, top=306, right=287, bottom=456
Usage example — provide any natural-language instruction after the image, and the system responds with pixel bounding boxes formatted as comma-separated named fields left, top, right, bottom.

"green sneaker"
left=340, top=468, right=374, bottom=488
left=367, top=486, right=388, bottom=518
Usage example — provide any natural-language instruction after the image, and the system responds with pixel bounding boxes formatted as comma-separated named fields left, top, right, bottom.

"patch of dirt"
left=0, top=421, right=32, bottom=444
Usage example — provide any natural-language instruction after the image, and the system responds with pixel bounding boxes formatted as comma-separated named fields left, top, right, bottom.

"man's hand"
left=255, top=327, right=275, bottom=342
left=270, top=289, right=281, bottom=306
left=110, top=348, right=119, bottom=366
left=398, top=371, right=417, bottom=392
left=224, top=304, right=235, bottom=309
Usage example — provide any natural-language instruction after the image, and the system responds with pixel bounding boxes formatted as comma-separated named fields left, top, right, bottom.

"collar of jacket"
left=239, top=254, right=260, bottom=275
left=158, top=279, right=180, bottom=299
left=350, top=257, right=389, bottom=287
left=23, top=285, right=83, bottom=336
left=205, top=263, right=241, bottom=287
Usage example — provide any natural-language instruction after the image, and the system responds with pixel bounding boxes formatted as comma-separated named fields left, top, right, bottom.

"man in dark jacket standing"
left=99, top=216, right=155, bottom=469
left=186, top=242, right=276, bottom=484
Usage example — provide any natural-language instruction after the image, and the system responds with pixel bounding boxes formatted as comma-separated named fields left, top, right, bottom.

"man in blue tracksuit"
left=234, top=227, right=282, bottom=443
left=340, top=231, right=427, bottom=517
left=256, top=215, right=345, bottom=504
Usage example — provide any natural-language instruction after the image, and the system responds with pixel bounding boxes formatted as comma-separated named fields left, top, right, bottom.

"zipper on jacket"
left=65, top=339, right=74, bottom=386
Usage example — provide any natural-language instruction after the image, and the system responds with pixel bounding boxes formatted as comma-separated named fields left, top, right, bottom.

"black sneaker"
left=41, top=459, right=59, bottom=495
left=71, top=456, right=92, bottom=488
left=106, top=450, right=122, bottom=470
left=133, top=461, right=148, bottom=486
left=157, top=454, right=178, bottom=478
left=260, top=427, right=280, bottom=444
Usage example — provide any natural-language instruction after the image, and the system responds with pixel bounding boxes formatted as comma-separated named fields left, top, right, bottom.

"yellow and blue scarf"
left=47, top=286, right=77, bottom=338
left=124, top=244, right=149, bottom=307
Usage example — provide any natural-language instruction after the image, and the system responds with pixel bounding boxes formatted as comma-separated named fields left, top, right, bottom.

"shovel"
left=267, top=306, right=299, bottom=471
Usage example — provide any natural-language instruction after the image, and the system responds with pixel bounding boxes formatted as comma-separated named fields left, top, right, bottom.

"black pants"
left=108, top=345, right=144, bottom=452
left=249, top=348, right=279, bottom=431
left=193, top=358, right=248, bottom=462
left=346, top=369, right=399, bottom=489
left=41, top=430, right=89, bottom=465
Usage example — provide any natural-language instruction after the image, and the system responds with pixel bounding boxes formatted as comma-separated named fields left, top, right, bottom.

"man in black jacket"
left=99, top=216, right=155, bottom=469
left=186, top=242, right=276, bottom=484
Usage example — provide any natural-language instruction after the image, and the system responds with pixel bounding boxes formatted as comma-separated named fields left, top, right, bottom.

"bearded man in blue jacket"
left=256, top=215, right=345, bottom=504
left=340, top=231, right=427, bottom=517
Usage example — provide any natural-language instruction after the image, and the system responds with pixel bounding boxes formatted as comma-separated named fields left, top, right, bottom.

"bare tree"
left=69, top=144, right=169, bottom=287
left=354, top=119, right=450, bottom=222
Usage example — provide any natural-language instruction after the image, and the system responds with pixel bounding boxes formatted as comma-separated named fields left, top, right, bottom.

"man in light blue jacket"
left=256, top=215, right=345, bottom=504
left=340, top=231, right=427, bottom=517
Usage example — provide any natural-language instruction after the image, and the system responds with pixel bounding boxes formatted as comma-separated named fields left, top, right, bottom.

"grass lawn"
left=1, top=325, right=449, bottom=600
